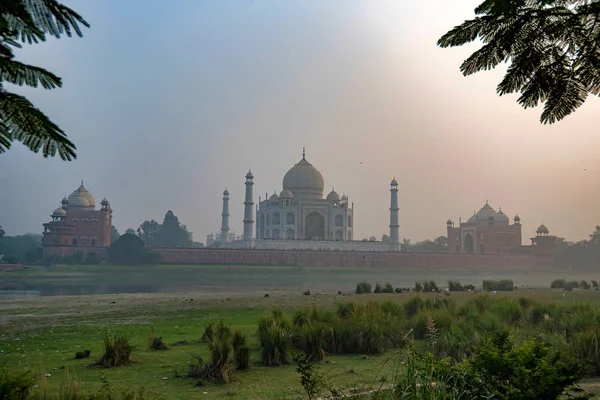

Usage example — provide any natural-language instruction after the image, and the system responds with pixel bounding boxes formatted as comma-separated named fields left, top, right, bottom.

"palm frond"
left=23, top=0, right=90, bottom=39
left=0, top=91, right=76, bottom=159
left=0, top=58, right=61, bottom=89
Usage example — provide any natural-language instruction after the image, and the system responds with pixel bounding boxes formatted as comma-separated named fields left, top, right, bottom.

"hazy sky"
left=1, top=0, right=599, bottom=243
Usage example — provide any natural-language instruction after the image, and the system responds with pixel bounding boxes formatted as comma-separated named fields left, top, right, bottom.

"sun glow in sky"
left=1, top=0, right=599, bottom=243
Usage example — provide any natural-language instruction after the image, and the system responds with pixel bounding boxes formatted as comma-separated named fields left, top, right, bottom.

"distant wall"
left=218, top=239, right=391, bottom=252
left=152, top=248, right=555, bottom=270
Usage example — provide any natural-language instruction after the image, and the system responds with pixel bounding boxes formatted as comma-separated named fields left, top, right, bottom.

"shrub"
left=356, top=282, right=371, bottom=294
left=567, top=280, right=579, bottom=289
left=482, top=279, right=514, bottom=291
left=464, top=284, right=476, bottom=291
left=303, top=289, right=311, bottom=296
left=294, top=352, right=324, bottom=400
left=448, top=281, right=464, bottom=291
left=414, top=282, right=423, bottom=292
left=98, top=333, right=134, bottom=367
left=75, top=349, right=91, bottom=359
left=202, top=323, right=214, bottom=342
left=383, top=282, right=394, bottom=293
left=233, top=329, right=250, bottom=370
left=404, top=296, right=424, bottom=318
left=0, top=368, right=34, bottom=399
left=574, top=327, right=600, bottom=376
left=259, top=309, right=293, bottom=366
left=373, top=283, right=383, bottom=293
left=592, top=280, right=598, bottom=288
left=189, top=321, right=236, bottom=383
left=394, top=287, right=402, bottom=294
left=149, top=334, right=168, bottom=351
left=580, top=280, right=591, bottom=290
left=551, top=279, right=567, bottom=289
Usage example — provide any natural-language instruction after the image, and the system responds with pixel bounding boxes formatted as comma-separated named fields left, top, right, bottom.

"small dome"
left=52, top=206, right=67, bottom=217
left=223, top=189, right=229, bottom=196
left=391, top=177, right=398, bottom=186
left=341, top=194, right=348, bottom=201
left=447, top=218, right=453, bottom=225
left=514, top=214, right=521, bottom=222
left=101, top=197, right=109, bottom=205
left=279, top=189, right=294, bottom=199
left=269, top=193, right=280, bottom=203
left=246, top=170, right=254, bottom=179
left=537, top=224, right=549, bottom=234
left=61, top=195, right=69, bottom=203
left=327, top=189, right=340, bottom=201
left=496, top=208, right=510, bottom=224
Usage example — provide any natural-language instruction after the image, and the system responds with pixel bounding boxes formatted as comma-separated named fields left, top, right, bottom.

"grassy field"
left=0, top=263, right=597, bottom=295
left=2, top=264, right=600, bottom=399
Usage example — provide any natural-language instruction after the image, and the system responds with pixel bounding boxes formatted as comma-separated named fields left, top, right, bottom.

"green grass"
left=2, top=264, right=600, bottom=399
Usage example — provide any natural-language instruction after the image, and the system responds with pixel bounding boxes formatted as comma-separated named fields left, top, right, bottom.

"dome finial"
left=302, top=147, right=306, bottom=160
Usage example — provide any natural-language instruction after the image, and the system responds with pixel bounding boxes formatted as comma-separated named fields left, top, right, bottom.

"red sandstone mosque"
left=446, top=201, right=555, bottom=256
left=42, top=182, right=112, bottom=260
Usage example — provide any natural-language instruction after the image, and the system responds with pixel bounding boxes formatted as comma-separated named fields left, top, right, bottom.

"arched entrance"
left=464, top=233, right=474, bottom=253
left=305, top=212, right=325, bottom=240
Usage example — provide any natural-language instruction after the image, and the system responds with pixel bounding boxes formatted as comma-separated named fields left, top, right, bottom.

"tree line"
left=111, top=209, right=197, bottom=248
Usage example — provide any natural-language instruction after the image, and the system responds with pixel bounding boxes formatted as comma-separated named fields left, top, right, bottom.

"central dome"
left=68, top=181, right=96, bottom=209
left=282, top=150, right=324, bottom=200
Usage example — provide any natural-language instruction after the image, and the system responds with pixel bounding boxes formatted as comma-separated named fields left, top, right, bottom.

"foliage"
left=110, top=226, right=120, bottom=244
left=373, top=283, right=383, bottom=293
left=0, top=367, right=34, bottom=399
left=0, top=225, right=4, bottom=238
left=355, top=282, right=371, bottom=294
left=137, top=211, right=193, bottom=247
left=416, top=281, right=439, bottom=292
left=382, top=282, right=394, bottom=293
left=0, top=233, right=43, bottom=264
left=556, top=226, right=600, bottom=271
left=108, top=234, right=161, bottom=265
left=293, top=352, right=323, bottom=400
left=551, top=279, right=568, bottom=289
left=437, top=0, right=600, bottom=125
left=74, top=349, right=90, bottom=359
left=233, top=329, right=250, bottom=370
left=148, top=334, right=167, bottom=351
left=98, top=333, right=134, bottom=367
left=580, top=280, right=591, bottom=290
left=402, top=236, right=448, bottom=253
left=0, top=0, right=89, bottom=158
left=258, top=309, right=293, bottom=366
left=483, top=279, right=514, bottom=291
left=202, top=321, right=235, bottom=383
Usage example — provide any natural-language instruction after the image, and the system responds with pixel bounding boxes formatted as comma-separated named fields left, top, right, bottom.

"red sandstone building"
left=446, top=201, right=556, bottom=256
left=42, top=182, right=112, bottom=260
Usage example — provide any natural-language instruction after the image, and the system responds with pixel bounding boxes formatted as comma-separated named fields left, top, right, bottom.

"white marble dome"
left=279, top=189, right=294, bottom=199
left=475, top=202, right=497, bottom=222
left=326, top=189, right=340, bottom=201
left=282, top=152, right=324, bottom=200
left=495, top=208, right=510, bottom=224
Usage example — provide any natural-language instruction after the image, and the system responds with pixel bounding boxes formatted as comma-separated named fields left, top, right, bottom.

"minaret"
left=220, top=188, right=230, bottom=243
left=243, top=170, right=255, bottom=241
left=389, top=177, right=400, bottom=250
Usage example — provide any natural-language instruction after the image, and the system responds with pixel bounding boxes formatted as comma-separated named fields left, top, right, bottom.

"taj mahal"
left=211, top=149, right=400, bottom=252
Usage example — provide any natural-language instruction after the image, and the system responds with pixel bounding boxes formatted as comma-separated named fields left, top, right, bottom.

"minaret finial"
left=302, top=147, right=306, bottom=160
left=81, top=180, right=83, bottom=186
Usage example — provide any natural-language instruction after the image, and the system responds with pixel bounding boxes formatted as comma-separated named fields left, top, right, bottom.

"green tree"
left=159, top=210, right=192, bottom=247
left=437, top=0, right=600, bottom=124
left=110, top=225, right=120, bottom=243
left=0, top=225, right=4, bottom=238
left=108, top=234, right=161, bottom=265
left=381, top=234, right=390, bottom=242
left=137, top=220, right=161, bottom=246
left=0, top=0, right=90, bottom=158
left=125, top=228, right=136, bottom=235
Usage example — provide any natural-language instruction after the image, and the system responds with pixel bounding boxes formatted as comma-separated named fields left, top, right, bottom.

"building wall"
left=447, top=224, right=522, bottom=254
left=65, top=209, right=111, bottom=247
left=43, top=246, right=108, bottom=260
left=153, top=247, right=555, bottom=270
left=219, top=239, right=391, bottom=251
